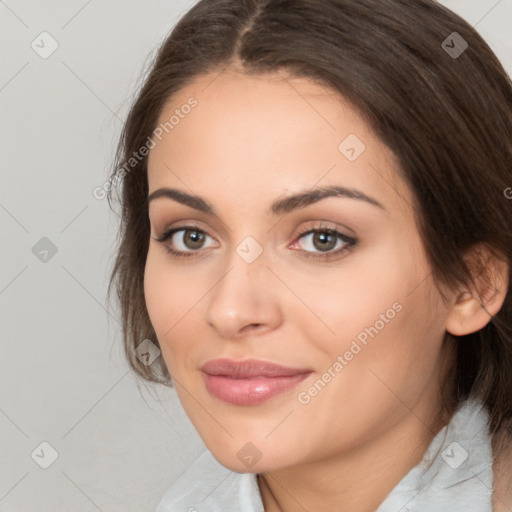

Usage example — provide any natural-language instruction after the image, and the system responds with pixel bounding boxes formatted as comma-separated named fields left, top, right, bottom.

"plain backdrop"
left=0, top=1, right=510, bottom=511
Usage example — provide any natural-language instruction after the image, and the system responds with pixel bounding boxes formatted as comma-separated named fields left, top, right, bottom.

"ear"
left=445, top=244, right=509, bottom=336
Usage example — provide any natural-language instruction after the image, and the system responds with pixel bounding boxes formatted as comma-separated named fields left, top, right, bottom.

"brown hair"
left=107, top=0, right=512, bottom=451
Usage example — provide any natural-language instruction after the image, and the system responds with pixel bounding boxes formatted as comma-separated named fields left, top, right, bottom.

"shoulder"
left=155, top=449, right=262, bottom=512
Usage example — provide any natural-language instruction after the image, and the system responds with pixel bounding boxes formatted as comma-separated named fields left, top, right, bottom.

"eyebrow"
left=147, top=185, right=386, bottom=216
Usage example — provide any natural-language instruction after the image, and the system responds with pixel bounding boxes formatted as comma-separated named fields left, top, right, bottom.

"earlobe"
left=445, top=245, right=509, bottom=337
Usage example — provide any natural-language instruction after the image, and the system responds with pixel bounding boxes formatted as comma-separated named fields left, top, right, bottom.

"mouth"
left=201, top=358, right=313, bottom=406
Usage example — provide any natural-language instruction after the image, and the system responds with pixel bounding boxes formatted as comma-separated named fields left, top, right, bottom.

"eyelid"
left=153, top=218, right=215, bottom=239
left=154, top=220, right=357, bottom=261
left=153, top=220, right=349, bottom=243
left=290, top=221, right=354, bottom=243
left=288, top=222, right=357, bottom=256
left=155, top=224, right=217, bottom=246
left=149, top=208, right=230, bottom=239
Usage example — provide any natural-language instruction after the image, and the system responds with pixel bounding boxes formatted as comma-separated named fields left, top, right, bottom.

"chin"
left=210, top=450, right=280, bottom=474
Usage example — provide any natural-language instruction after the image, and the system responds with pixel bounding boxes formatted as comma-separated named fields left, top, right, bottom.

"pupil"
left=185, top=230, right=204, bottom=249
left=314, top=231, right=336, bottom=252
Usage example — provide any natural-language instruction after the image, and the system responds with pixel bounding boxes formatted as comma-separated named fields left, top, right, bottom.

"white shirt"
left=155, top=398, right=494, bottom=511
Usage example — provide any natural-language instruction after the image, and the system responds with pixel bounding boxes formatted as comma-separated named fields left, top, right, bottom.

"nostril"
left=242, top=323, right=262, bottom=332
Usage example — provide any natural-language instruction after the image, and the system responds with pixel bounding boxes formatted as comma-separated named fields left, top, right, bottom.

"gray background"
left=0, top=1, right=510, bottom=511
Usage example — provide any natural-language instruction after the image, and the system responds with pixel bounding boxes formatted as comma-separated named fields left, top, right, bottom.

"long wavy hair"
left=107, top=0, right=512, bottom=454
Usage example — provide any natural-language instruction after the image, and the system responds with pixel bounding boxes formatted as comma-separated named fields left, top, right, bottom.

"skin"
left=143, top=66, right=507, bottom=511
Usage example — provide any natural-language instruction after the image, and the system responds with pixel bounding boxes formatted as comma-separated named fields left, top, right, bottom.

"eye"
left=292, top=224, right=357, bottom=261
left=155, top=225, right=217, bottom=258
left=154, top=223, right=357, bottom=261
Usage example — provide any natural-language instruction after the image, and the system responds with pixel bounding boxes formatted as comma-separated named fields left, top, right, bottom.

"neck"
left=257, top=398, right=451, bottom=512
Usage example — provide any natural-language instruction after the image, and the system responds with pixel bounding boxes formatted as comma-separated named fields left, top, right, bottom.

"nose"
left=204, top=249, right=284, bottom=339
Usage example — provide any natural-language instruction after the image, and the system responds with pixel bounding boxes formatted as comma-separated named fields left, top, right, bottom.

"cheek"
left=143, top=248, right=199, bottom=348
left=297, top=240, right=447, bottom=400
left=287, top=244, right=411, bottom=350
left=144, top=251, right=171, bottom=333
left=336, top=287, right=447, bottom=411
left=295, top=297, right=448, bottom=453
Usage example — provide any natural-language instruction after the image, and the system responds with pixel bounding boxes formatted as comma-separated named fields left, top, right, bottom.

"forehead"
left=147, top=69, right=413, bottom=217
left=151, top=69, right=369, bottom=156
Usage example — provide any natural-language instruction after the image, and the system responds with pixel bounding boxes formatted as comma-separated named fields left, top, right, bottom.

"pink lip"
left=201, top=358, right=313, bottom=406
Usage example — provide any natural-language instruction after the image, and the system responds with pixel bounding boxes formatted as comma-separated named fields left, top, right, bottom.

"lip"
left=201, top=358, right=313, bottom=406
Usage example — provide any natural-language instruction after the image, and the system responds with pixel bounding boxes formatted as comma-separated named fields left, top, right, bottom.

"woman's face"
left=144, top=69, right=455, bottom=473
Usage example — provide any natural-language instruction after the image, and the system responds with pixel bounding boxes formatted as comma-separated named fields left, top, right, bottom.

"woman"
left=107, top=0, right=512, bottom=510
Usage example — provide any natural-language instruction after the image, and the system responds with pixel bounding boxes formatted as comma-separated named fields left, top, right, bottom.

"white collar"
left=376, top=398, right=493, bottom=511
left=155, top=398, right=494, bottom=511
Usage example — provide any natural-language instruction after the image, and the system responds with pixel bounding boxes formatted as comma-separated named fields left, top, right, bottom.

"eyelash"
left=155, top=223, right=357, bottom=261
